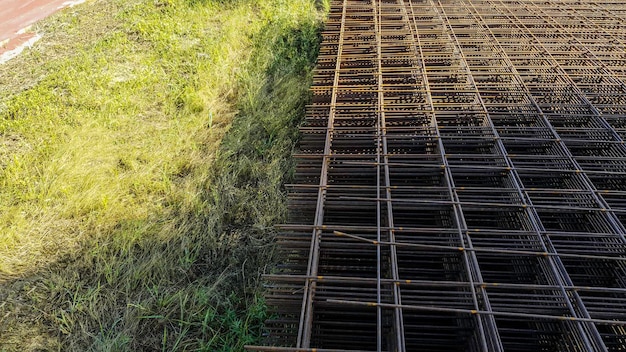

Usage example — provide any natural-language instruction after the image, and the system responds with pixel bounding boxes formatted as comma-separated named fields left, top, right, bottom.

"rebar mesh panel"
left=248, top=0, right=626, bottom=351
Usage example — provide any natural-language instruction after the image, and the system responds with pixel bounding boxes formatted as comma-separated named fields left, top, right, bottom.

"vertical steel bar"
left=373, top=0, right=406, bottom=350
left=297, top=0, right=349, bottom=347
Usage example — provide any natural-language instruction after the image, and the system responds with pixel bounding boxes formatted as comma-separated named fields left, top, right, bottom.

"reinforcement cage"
left=247, top=0, right=626, bottom=351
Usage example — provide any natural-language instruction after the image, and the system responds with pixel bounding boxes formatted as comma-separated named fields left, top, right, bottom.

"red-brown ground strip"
left=0, top=0, right=77, bottom=54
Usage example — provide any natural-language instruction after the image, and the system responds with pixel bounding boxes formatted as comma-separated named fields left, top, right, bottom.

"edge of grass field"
left=0, top=0, right=329, bottom=350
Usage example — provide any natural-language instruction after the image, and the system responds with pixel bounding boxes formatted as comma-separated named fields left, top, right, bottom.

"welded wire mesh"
left=247, top=0, right=626, bottom=351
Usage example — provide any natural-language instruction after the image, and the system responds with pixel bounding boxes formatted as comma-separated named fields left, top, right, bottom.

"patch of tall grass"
left=0, top=0, right=326, bottom=350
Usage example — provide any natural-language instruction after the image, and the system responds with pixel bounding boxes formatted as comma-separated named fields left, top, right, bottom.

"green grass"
left=0, top=0, right=327, bottom=350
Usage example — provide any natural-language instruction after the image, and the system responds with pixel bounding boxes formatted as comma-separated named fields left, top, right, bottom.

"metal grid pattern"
left=246, top=0, right=626, bottom=350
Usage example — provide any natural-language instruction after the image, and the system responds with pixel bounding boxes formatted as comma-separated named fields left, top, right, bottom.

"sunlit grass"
left=0, top=0, right=326, bottom=350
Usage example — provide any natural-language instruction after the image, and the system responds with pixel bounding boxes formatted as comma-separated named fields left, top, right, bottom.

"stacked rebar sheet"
left=246, top=0, right=626, bottom=350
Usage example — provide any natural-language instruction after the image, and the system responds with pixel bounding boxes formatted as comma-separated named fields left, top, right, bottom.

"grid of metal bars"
left=246, top=0, right=626, bottom=350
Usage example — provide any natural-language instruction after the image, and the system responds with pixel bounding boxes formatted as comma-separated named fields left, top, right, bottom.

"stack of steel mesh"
left=247, top=0, right=626, bottom=350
